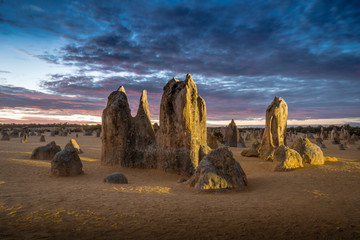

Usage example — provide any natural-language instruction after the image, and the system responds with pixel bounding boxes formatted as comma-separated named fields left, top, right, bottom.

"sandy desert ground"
left=0, top=132, right=359, bottom=239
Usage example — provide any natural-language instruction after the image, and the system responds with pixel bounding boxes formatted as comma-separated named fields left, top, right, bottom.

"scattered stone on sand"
left=187, top=147, right=247, bottom=192
left=101, top=87, right=156, bottom=168
left=224, top=119, right=239, bottom=147
left=65, top=139, right=83, bottom=154
left=273, top=145, right=304, bottom=171
left=291, top=137, right=324, bottom=165
left=339, top=144, right=346, bottom=150
left=241, top=140, right=260, bottom=157
left=30, top=141, right=61, bottom=160
left=51, top=146, right=84, bottom=176
left=104, top=172, right=128, bottom=184
left=157, top=74, right=209, bottom=175
left=259, top=96, right=288, bottom=161
left=40, top=135, right=46, bottom=142
left=1, top=133, right=10, bottom=141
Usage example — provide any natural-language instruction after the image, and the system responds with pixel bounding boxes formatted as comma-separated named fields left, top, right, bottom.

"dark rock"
left=65, top=139, right=83, bottom=154
left=51, top=146, right=83, bottom=176
left=104, top=172, right=128, bottom=184
left=31, top=141, right=61, bottom=160
left=101, top=87, right=156, bottom=168
left=40, top=135, right=46, bottom=142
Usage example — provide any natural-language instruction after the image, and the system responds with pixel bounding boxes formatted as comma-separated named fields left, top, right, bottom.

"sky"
left=0, top=0, right=360, bottom=126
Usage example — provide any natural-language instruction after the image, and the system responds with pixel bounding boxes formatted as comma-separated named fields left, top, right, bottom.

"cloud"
left=1, top=0, right=360, bottom=123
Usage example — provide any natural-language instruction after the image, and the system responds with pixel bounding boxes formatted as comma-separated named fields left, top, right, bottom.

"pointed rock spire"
left=117, top=86, right=126, bottom=94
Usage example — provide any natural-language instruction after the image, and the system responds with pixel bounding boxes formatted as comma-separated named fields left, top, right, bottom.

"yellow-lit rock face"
left=259, top=96, right=288, bottom=161
left=291, top=137, right=324, bottom=165
left=274, top=145, right=304, bottom=171
left=188, top=147, right=247, bottom=191
left=66, top=139, right=83, bottom=154
left=200, top=172, right=231, bottom=190
left=157, top=74, right=209, bottom=175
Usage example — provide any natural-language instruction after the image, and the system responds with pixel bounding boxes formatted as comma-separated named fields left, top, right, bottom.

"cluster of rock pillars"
left=100, top=73, right=329, bottom=191
left=28, top=73, right=331, bottom=192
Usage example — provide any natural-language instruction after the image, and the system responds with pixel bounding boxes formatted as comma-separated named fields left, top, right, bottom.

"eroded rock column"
left=259, top=96, right=288, bottom=161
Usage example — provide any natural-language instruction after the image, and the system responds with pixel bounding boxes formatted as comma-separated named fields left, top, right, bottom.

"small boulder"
left=187, top=147, right=247, bottom=192
left=273, top=145, right=304, bottom=171
left=241, top=140, right=260, bottom=157
left=51, top=146, right=84, bottom=176
left=31, top=141, right=61, bottom=160
left=65, top=139, right=83, bottom=154
left=104, top=172, right=128, bottom=184
left=291, top=137, right=324, bottom=165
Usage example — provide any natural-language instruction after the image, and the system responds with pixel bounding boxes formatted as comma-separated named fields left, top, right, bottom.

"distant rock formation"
left=51, top=146, right=83, bottom=176
left=259, top=96, right=288, bottom=161
left=1, top=132, right=10, bottom=141
left=65, top=139, right=83, bottom=154
left=187, top=147, right=247, bottom=191
left=40, top=135, right=46, bottom=142
left=273, top=145, right=303, bottom=171
left=224, top=119, right=239, bottom=147
left=31, top=141, right=61, bottom=160
left=157, top=74, right=209, bottom=175
left=291, top=137, right=324, bottom=165
left=332, top=133, right=340, bottom=144
left=101, top=87, right=156, bottom=168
